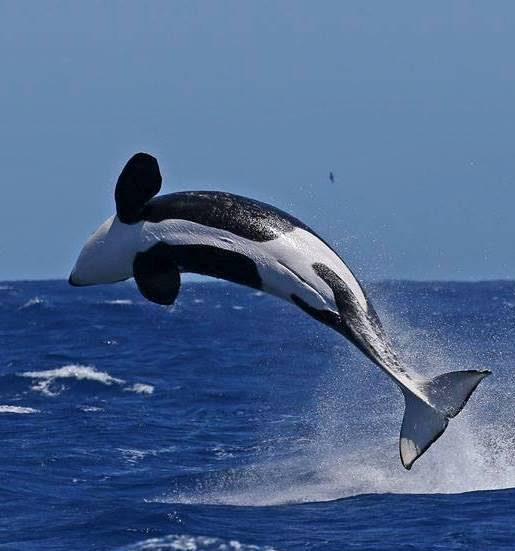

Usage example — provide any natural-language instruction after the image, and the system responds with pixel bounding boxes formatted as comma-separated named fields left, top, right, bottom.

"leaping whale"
left=69, top=153, right=490, bottom=469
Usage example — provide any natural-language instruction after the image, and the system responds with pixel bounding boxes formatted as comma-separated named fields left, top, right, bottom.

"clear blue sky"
left=1, top=1, right=515, bottom=281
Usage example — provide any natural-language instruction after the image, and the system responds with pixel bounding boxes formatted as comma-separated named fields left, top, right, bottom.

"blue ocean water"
left=1, top=279, right=514, bottom=550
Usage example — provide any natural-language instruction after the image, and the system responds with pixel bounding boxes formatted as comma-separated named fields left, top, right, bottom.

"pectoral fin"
left=133, top=244, right=181, bottom=305
left=115, top=152, right=162, bottom=224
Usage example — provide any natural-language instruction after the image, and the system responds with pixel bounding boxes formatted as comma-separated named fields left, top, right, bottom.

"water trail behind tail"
left=158, top=358, right=512, bottom=506
left=155, top=296, right=515, bottom=506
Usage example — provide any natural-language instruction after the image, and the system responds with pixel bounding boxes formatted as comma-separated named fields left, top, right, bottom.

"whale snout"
left=68, top=214, right=138, bottom=287
left=68, top=263, right=98, bottom=286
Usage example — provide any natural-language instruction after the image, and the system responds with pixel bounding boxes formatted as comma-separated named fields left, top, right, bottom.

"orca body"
left=69, top=153, right=490, bottom=469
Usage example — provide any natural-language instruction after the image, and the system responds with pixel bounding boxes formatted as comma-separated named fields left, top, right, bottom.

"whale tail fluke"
left=399, top=369, right=490, bottom=470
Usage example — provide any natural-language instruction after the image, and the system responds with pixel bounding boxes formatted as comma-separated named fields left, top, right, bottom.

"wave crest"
left=18, top=364, right=154, bottom=397
left=0, top=405, right=39, bottom=414
left=119, top=534, right=278, bottom=551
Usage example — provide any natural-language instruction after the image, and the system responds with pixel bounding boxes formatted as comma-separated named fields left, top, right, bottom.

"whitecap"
left=125, top=383, right=154, bottom=395
left=21, top=364, right=124, bottom=384
left=104, top=299, right=133, bottom=305
left=19, top=364, right=154, bottom=398
left=120, top=534, right=278, bottom=551
left=0, top=405, right=39, bottom=414
left=18, top=297, right=46, bottom=310
left=78, top=405, right=104, bottom=413
left=232, top=305, right=244, bottom=310
left=19, top=365, right=123, bottom=396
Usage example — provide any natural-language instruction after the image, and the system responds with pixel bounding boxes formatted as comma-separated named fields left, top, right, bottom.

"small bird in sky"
left=329, top=171, right=335, bottom=183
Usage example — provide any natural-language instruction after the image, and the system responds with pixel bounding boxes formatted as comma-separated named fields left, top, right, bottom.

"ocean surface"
left=1, top=279, right=514, bottom=550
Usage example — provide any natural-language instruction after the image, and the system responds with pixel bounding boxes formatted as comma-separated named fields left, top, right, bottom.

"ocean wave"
left=120, top=534, right=278, bottom=551
left=117, top=448, right=151, bottom=464
left=77, top=405, right=104, bottom=413
left=18, top=297, right=48, bottom=310
left=118, top=445, right=177, bottom=464
left=124, top=383, right=154, bottom=395
left=20, top=365, right=123, bottom=396
left=0, top=405, right=39, bottom=414
left=103, top=299, right=134, bottom=305
left=151, top=350, right=515, bottom=506
left=18, top=364, right=154, bottom=397
left=154, top=425, right=515, bottom=507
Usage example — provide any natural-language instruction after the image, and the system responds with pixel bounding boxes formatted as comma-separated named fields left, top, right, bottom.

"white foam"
left=156, top=409, right=515, bottom=507
left=153, top=311, right=515, bottom=506
left=20, top=365, right=123, bottom=396
left=22, top=365, right=124, bottom=384
left=0, top=405, right=39, bottom=414
left=78, top=405, right=104, bottom=412
left=124, top=383, right=154, bottom=395
left=19, top=364, right=153, bottom=397
left=18, top=297, right=46, bottom=310
left=104, top=299, right=133, bottom=305
left=118, top=445, right=177, bottom=465
left=121, top=534, right=278, bottom=551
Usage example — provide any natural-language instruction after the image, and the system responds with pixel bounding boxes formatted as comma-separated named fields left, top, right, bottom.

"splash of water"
left=153, top=298, right=515, bottom=506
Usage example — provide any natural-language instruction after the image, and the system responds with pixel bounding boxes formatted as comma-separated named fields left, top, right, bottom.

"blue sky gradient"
left=1, top=1, right=515, bottom=281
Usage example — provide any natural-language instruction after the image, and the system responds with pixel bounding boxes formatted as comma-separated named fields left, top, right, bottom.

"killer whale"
left=69, top=152, right=490, bottom=469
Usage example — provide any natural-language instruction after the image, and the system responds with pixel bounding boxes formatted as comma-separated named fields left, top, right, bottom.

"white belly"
left=138, top=219, right=368, bottom=314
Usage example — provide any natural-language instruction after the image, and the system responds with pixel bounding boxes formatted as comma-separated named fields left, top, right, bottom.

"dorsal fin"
left=114, top=153, right=162, bottom=224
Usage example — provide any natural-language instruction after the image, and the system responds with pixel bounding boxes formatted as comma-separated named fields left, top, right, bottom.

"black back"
left=142, top=191, right=316, bottom=243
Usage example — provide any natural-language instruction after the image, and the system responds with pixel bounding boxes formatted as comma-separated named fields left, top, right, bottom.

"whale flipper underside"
left=400, top=369, right=490, bottom=469
left=133, top=246, right=181, bottom=306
